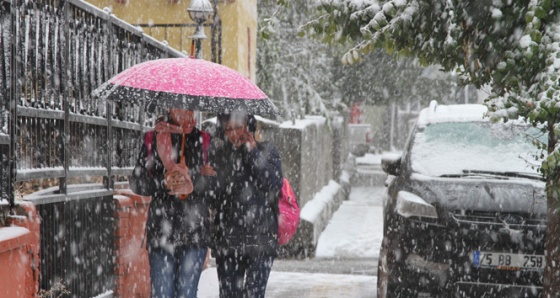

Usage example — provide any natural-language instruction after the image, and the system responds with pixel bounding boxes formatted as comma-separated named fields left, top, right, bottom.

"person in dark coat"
left=208, top=113, right=283, bottom=298
left=130, top=108, right=216, bottom=298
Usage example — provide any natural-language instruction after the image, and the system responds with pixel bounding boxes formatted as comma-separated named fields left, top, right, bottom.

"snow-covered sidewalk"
left=315, top=186, right=385, bottom=259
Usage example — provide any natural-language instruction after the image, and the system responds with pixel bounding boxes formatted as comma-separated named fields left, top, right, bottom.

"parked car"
left=378, top=101, right=546, bottom=297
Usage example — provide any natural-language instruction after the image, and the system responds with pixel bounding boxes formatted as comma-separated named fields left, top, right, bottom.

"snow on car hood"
left=409, top=173, right=546, bottom=214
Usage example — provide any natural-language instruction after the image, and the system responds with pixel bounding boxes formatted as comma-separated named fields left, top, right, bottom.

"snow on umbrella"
left=93, top=58, right=279, bottom=117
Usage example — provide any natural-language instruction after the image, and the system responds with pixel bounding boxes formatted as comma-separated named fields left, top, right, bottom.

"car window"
left=410, top=121, right=544, bottom=177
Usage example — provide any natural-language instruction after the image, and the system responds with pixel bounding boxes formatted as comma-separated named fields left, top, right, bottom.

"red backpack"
left=278, top=178, right=300, bottom=245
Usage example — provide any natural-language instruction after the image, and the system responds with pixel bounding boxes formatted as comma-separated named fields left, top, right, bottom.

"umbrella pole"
left=190, top=37, right=203, bottom=129
left=190, top=40, right=196, bottom=58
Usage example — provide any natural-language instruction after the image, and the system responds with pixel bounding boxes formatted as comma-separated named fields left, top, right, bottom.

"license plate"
left=473, top=251, right=544, bottom=270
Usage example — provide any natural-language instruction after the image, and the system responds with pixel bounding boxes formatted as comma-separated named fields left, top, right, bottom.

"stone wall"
left=276, top=116, right=334, bottom=208
left=274, top=115, right=350, bottom=257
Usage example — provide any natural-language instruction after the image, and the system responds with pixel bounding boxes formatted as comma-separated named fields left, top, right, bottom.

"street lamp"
left=187, top=0, right=213, bottom=59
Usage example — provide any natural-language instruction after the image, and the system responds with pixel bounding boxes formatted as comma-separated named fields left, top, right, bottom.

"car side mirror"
left=381, top=155, right=401, bottom=176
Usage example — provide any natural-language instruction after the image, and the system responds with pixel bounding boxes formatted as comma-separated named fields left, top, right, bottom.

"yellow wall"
left=219, top=0, right=257, bottom=81
left=88, top=0, right=257, bottom=81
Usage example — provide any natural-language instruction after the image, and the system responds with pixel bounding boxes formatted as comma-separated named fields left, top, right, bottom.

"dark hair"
left=155, top=110, right=174, bottom=125
left=217, top=113, right=256, bottom=133
left=155, top=113, right=169, bottom=124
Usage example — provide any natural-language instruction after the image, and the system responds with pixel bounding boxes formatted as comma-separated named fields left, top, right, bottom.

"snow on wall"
left=0, top=226, right=29, bottom=244
left=300, top=180, right=341, bottom=222
left=280, top=115, right=326, bottom=130
left=299, top=180, right=344, bottom=246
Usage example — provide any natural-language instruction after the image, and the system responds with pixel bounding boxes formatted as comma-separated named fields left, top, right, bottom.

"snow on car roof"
left=417, top=100, right=488, bottom=127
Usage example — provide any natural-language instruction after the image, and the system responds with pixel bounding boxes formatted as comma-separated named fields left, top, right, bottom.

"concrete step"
left=351, top=165, right=386, bottom=187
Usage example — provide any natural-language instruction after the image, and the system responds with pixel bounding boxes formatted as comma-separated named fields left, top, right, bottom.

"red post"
left=113, top=190, right=152, bottom=298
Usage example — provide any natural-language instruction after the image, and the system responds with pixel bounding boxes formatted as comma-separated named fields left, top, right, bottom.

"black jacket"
left=208, top=140, right=283, bottom=257
left=130, top=127, right=212, bottom=250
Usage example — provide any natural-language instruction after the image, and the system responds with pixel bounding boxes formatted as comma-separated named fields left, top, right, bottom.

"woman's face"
left=224, top=119, right=248, bottom=148
left=169, top=109, right=196, bottom=134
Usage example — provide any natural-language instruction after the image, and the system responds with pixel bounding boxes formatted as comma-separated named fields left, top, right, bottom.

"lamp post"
left=187, top=0, right=213, bottom=59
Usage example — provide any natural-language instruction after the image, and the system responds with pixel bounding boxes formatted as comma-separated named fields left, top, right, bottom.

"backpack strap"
left=179, top=132, right=187, bottom=165
left=145, top=130, right=155, bottom=156
left=144, top=130, right=155, bottom=176
left=201, top=131, right=210, bottom=164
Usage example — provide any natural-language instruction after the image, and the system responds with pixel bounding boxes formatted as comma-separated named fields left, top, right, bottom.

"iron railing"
left=0, top=0, right=199, bottom=296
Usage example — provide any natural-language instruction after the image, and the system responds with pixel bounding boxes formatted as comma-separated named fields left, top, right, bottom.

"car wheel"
left=377, top=228, right=404, bottom=297
left=377, top=242, right=391, bottom=298
left=378, top=213, right=410, bottom=298
left=378, top=235, right=418, bottom=298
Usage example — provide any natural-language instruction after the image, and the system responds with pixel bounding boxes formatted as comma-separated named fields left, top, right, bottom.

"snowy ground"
left=198, top=268, right=375, bottom=298
left=315, top=186, right=385, bottom=259
left=198, top=157, right=386, bottom=297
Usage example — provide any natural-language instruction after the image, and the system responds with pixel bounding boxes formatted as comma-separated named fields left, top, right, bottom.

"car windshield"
left=410, top=121, right=544, bottom=177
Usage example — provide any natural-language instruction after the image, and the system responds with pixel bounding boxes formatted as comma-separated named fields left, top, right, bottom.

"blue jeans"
left=149, top=246, right=208, bottom=298
left=215, top=253, right=275, bottom=298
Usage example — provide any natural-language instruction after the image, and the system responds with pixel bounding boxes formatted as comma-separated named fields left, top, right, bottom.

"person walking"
left=130, top=108, right=216, bottom=298
left=208, top=113, right=284, bottom=298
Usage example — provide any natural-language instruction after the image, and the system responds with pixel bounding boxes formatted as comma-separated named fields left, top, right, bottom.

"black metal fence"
left=39, top=195, right=115, bottom=297
left=1, top=0, right=189, bottom=296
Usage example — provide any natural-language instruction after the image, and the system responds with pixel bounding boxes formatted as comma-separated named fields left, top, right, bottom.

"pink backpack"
left=278, top=178, right=300, bottom=245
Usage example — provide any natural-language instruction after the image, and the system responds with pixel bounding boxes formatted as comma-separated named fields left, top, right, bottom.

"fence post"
left=104, top=11, right=114, bottom=190
left=139, top=38, right=146, bottom=129
left=60, top=0, right=72, bottom=194
left=8, top=0, right=19, bottom=211
left=105, top=99, right=114, bottom=189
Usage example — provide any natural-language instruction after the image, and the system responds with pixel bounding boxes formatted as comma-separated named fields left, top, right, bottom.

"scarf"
left=154, top=121, right=193, bottom=199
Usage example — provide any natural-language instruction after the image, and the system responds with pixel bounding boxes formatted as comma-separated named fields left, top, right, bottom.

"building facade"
left=87, top=0, right=258, bottom=82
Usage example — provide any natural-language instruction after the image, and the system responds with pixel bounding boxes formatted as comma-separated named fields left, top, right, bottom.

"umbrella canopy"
left=93, top=58, right=279, bottom=117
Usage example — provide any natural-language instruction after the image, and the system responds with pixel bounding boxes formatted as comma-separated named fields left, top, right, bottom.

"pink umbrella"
left=94, top=58, right=278, bottom=116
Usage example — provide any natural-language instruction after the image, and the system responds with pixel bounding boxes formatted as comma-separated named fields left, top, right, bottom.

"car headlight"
left=396, top=191, right=438, bottom=219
